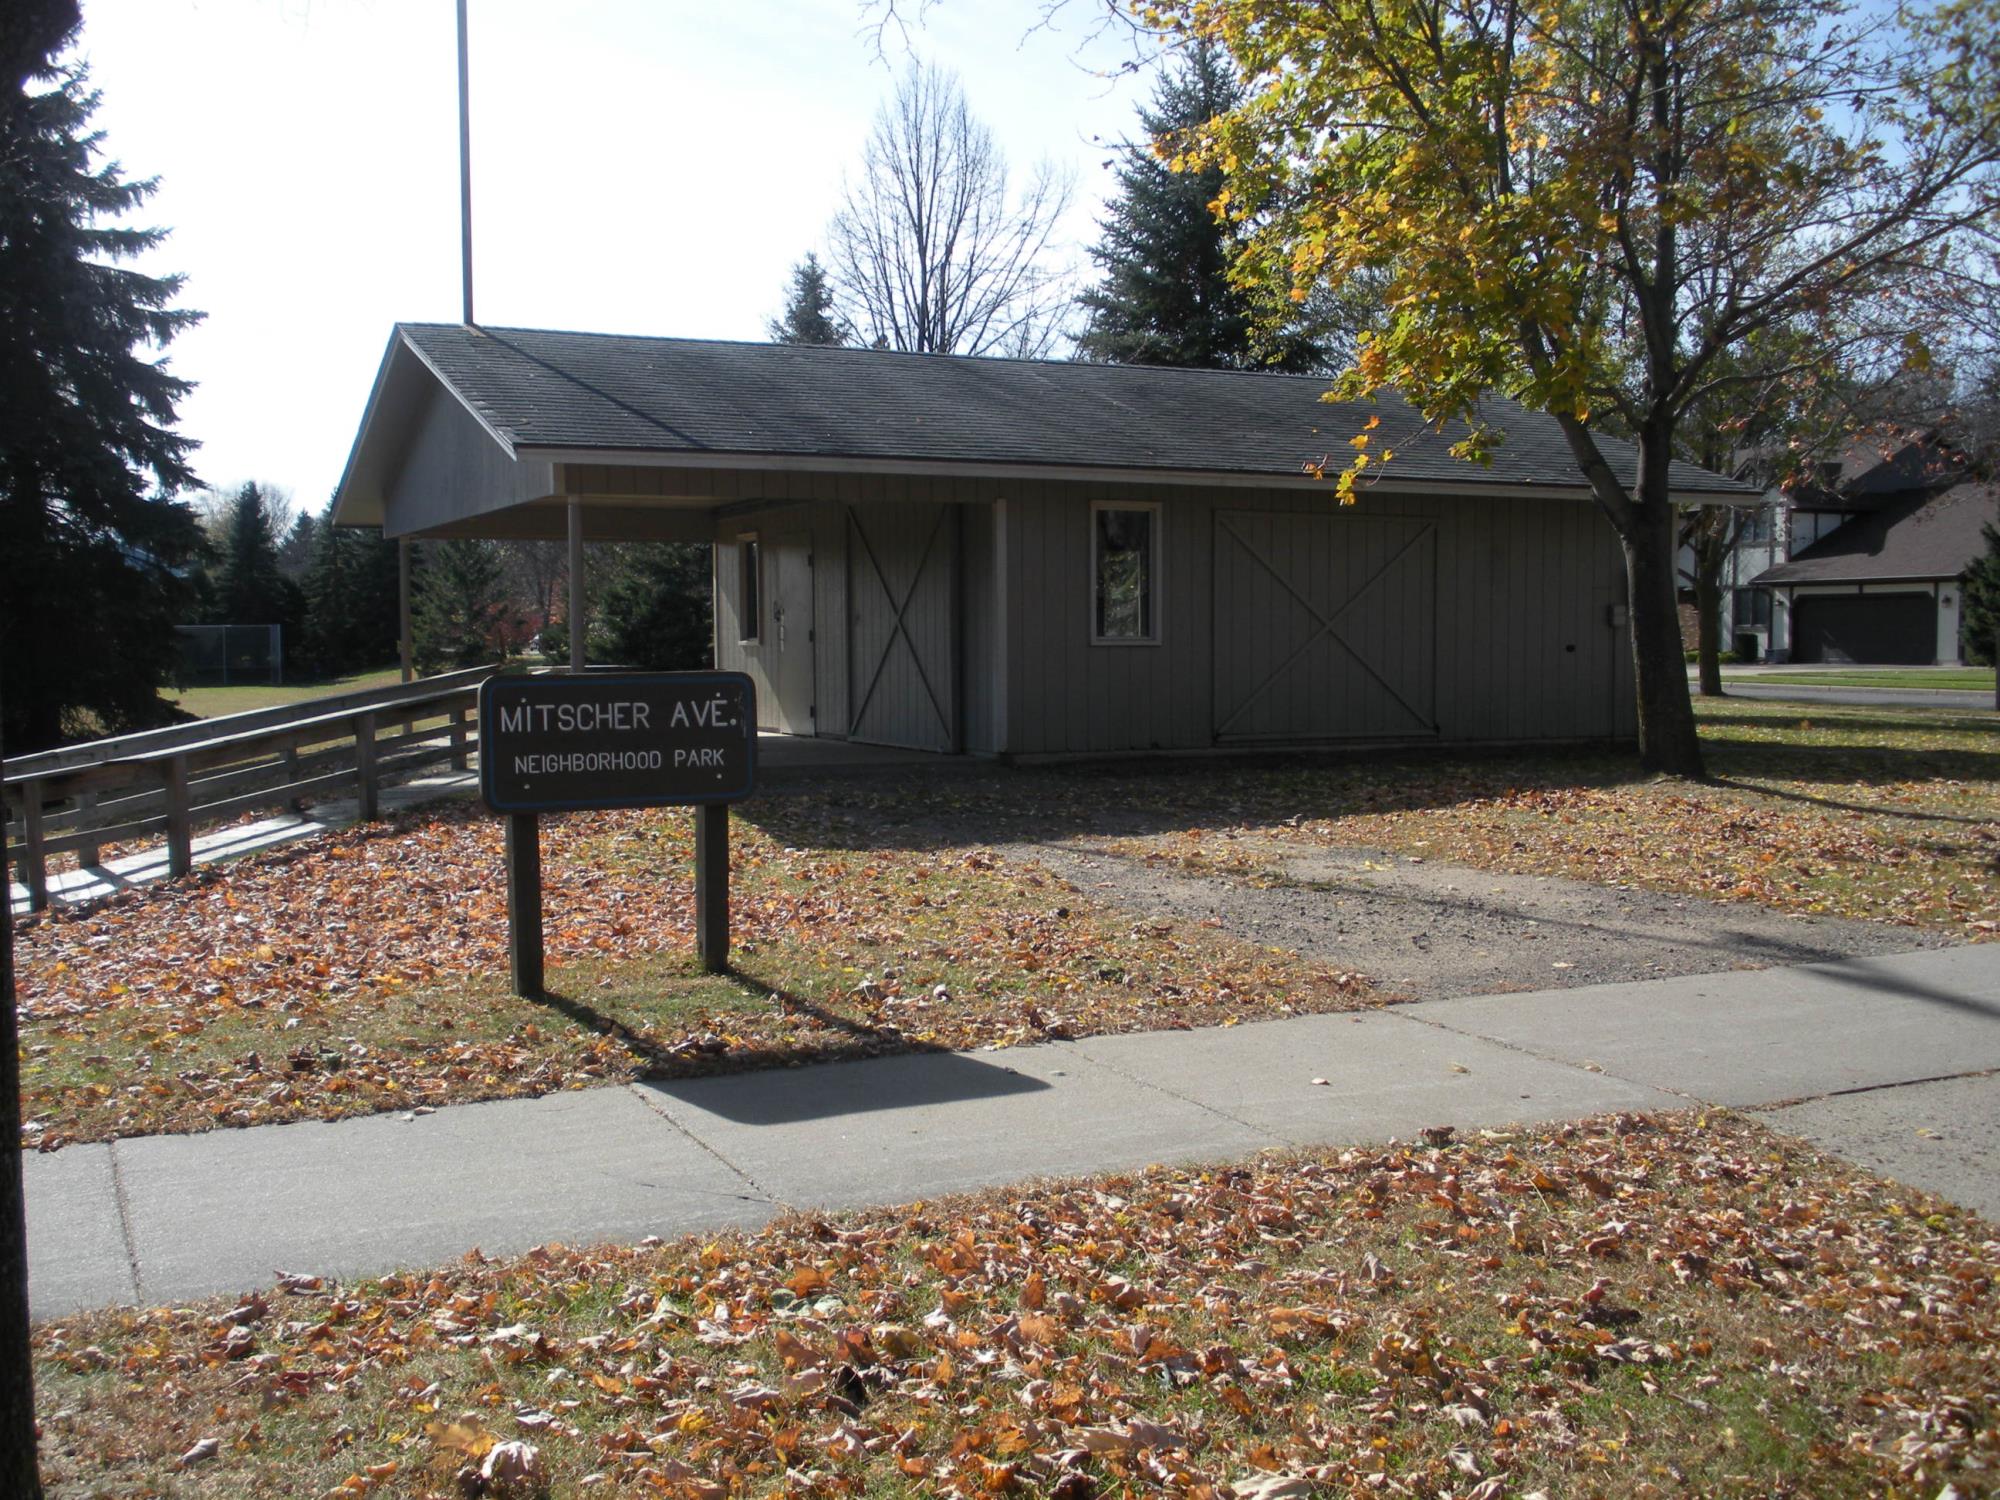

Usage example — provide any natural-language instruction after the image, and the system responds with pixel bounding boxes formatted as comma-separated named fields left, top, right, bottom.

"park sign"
left=475, top=671, right=757, bottom=993
left=478, top=671, right=756, bottom=813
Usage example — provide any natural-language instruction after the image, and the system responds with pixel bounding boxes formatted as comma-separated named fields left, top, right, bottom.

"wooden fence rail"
left=4, top=667, right=498, bottom=913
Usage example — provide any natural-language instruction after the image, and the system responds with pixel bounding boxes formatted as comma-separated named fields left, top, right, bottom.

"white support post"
left=398, top=538, right=414, bottom=683
left=568, top=499, right=586, bottom=672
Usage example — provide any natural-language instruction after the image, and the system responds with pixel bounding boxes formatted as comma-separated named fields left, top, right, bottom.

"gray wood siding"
left=383, top=385, right=554, bottom=538
left=845, top=494, right=957, bottom=752
left=713, top=473, right=1632, bottom=755
left=1000, top=481, right=1632, bottom=755
left=1212, top=511, right=1437, bottom=741
left=961, top=501, right=1000, bottom=754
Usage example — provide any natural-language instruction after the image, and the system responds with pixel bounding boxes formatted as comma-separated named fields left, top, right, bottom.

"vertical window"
left=738, top=536, right=761, bottom=642
left=1733, top=588, right=1772, bottom=630
left=1092, top=504, right=1159, bottom=643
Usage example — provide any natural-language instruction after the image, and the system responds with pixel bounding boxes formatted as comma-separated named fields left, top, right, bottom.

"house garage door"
left=1791, top=594, right=1933, bottom=664
left=1213, top=511, right=1437, bottom=742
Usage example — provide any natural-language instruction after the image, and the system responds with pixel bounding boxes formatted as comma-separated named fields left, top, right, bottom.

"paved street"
left=26, top=943, right=1999, bottom=1319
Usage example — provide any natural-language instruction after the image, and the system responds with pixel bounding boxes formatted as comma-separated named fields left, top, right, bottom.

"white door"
left=767, top=533, right=815, bottom=734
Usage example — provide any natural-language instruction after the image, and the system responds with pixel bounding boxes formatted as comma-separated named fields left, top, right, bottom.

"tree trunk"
left=1622, top=488, right=1706, bottom=778
left=1694, top=533, right=1725, bottom=697
left=0, top=664, right=47, bottom=1498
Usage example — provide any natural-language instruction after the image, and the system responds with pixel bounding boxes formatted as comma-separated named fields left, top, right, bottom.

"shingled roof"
left=1754, top=482, right=1998, bottom=586
left=383, top=323, right=1755, bottom=499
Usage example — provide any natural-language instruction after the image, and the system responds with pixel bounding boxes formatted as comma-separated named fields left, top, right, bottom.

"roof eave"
left=332, top=326, right=527, bottom=531
left=519, top=443, right=1754, bottom=506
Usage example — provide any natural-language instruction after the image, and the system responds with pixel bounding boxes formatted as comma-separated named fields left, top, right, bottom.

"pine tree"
left=0, top=23, right=203, bottom=751
left=207, top=482, right=294, bottom=625
left=597, top=543, right=713, bottom=670
left=3, top=12, right=80, bottom=1494
left=413, top=539, right=507, bottom=672
left=1078, top=43, right=1326, bottom=372
left=278, top=508, right=319, bottom=581
left=768, top=254, right=851, bottom=346
left=300, top=509, right=405, bottom=678
left=1964, top=521, right=2000, bottom=668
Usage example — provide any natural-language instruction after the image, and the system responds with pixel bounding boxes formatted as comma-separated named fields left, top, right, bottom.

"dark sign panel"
left=479, top=672, right=756, bottom=813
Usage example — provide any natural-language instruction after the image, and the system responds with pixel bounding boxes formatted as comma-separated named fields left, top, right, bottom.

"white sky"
left=71, top=0, right=1157, bottom=514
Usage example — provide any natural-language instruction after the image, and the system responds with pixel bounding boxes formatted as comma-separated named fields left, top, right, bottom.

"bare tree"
left=828, top=62, right=1074, bottom=358
left=499, top=541, right=568, bottom=639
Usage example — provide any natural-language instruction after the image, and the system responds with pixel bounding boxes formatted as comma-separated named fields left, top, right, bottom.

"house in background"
left=1753, top=458, right=1995, bottom=664
left=334, top=324, right=1756, bottom=757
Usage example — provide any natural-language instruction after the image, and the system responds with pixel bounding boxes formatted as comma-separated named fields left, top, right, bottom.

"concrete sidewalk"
left=27, top=943, right=2000, bottom=1319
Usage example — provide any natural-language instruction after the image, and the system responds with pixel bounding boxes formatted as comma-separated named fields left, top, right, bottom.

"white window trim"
left=737, top=532, right=762, bottom=644
left=1089, top=500, right=1163, bottom=647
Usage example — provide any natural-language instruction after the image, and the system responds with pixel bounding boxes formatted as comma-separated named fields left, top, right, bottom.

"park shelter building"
left=332, top=324, right=1756, bottom=758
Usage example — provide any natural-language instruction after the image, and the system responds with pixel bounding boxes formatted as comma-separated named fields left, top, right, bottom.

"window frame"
left=737, top=533, right=762, bottom=644
left=1732, top=586, right=1773, bottom=631
left=1089, top=501, right=1163, bottom=647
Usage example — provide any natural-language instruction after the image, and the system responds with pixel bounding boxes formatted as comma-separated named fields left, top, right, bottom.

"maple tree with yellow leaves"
left=1142, top=0, right=1999, bottom=774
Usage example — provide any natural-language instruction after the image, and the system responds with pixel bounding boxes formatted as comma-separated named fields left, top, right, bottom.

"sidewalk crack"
left=1386, top=1008, right=1705, bottom=1105
left=1062, top=1044, right=1301, bottom=1149
left=1751, top=1065, right=2000, bottom=1113
left=627, top=1086, right=791, bottom=1213
left=106, top=1138, right=146, bottom=1304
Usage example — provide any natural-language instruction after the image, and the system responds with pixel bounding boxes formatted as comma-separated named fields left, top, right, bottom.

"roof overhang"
left=332, top=325, right=1758, bottom=541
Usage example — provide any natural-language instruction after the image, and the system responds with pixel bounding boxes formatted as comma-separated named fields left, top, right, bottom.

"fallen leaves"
left=1100, top=700, right=1999, bottom=937
left=14, top=797, right=1373, bottom=1148
left=32, top=1110, right=2000, bottom=1497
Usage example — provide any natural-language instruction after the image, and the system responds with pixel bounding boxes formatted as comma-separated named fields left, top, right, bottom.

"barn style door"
left=845, top=504, right=958, bottom=751
left=1212, top=510, right=1438, bottom=742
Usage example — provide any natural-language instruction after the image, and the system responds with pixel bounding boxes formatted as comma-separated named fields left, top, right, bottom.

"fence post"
left=164, top=755, right=192, bottom=880
left=450, top=704, right=469, bottom=771
left=74, top=789, right=101, bottom=869
left=283, top=744, right=305, bottom=813
left=20, top=786, right=48, bottom=913
left=356, top=711, right=379, bottom=822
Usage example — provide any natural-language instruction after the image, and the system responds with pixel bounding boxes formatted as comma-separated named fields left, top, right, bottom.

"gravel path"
left=996, top=835, right=1949, bottom=1001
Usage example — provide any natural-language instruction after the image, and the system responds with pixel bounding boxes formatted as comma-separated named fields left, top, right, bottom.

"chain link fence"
left=174, top=624, right=284, bottom=686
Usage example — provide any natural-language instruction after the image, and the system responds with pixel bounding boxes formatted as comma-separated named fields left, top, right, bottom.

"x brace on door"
left=1214, top=515, right=1439, bottom=737
left=847, top=507, right=954, bottom=743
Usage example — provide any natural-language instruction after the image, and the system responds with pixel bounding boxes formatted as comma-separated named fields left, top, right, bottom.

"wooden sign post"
left=478, top=672, right=757, bottom=996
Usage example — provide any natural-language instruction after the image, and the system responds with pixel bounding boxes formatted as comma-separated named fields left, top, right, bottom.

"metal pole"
left=695, top=803, right=729, bottom=974
left=568, top=499, right=585, bottom=672
left=398, top=538, right=414, bottom=683
left=457, top=0, right=475, bottom=327
left=507, top=812, right=543, bottom=997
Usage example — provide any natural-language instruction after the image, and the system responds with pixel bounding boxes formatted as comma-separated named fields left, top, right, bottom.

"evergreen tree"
left=299, top=507, right=403, bottom=678
left=206, top=482, right=295, bottom=625
left=596, top=543, right=713, bottom=670
left=277, top=507, right=319, bottom=581
left=0, top=24, right=203, bottom=751
left=413, top=539, right=507, bottom=672
left=768, top=254, right=851, bottom=346
left=1964, top=521, right=2000, bottom=668
left=1077, top=42, right=1325, bottom=372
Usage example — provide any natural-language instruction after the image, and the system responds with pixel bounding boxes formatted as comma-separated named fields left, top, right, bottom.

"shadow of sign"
left=638, top=1049, right=1050, bottom=1127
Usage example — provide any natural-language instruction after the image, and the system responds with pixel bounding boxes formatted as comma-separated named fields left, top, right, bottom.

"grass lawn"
left=168, top=665, right=405, bottom=719
left=1737, top=668, right=1996, bottom=691
left=33, top=1109, right=1998, bottom=1498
